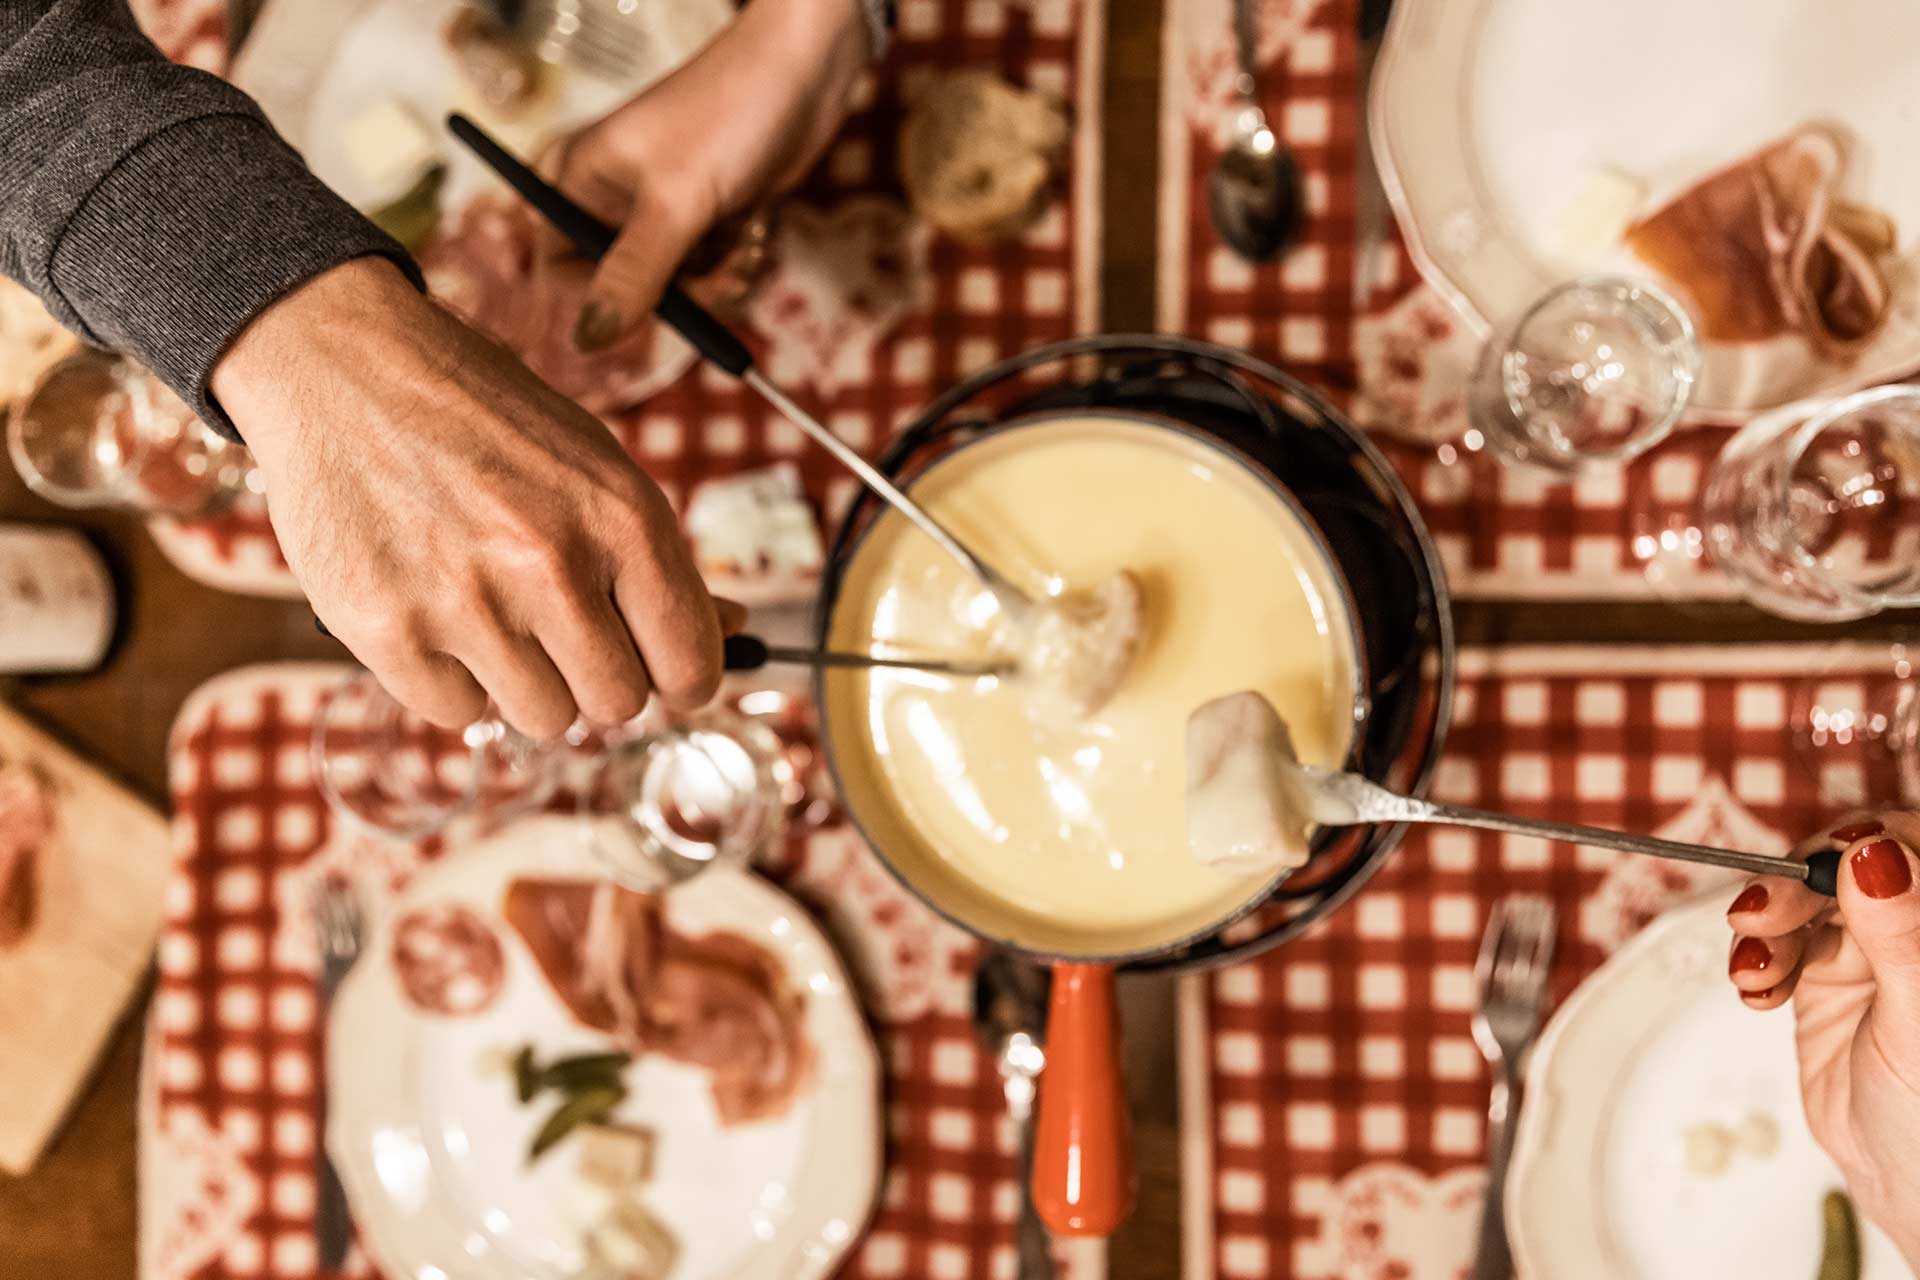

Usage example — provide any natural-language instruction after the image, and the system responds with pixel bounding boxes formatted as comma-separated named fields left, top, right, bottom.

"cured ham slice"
left=417, top=196, right=663, bottom=414
left=0, top=764, right=52, bottom=952
left=1625, top=127, right=1894, bottom=354
left=503, top=878, right=813, bottom=1125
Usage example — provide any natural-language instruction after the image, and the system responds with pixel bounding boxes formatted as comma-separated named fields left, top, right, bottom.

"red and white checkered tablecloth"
left=140, top=663, right=1107, bottom=1280
left=1177, top=642, right=1913, bottom=1280
left=1155, top=0, right=1771, bottom=601
left=142, top=0, right=1107, bottom=600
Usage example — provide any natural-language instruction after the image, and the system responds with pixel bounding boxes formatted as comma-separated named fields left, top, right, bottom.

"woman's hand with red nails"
left=1725, top=811, right=1920, bottom=1266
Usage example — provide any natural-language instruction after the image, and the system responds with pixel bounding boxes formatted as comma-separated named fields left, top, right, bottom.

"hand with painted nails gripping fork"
left=1727, top=812, right=1920, bottom=1269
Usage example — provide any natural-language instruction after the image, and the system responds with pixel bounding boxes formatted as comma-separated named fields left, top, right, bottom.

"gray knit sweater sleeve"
left=0, top=0, right=424, bottom=438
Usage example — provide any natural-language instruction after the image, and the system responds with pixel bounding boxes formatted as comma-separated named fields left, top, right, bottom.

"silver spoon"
left=1207, top=0, right=1305, bottom=262
left=973, top=951, right=1055, bottom=1280
left=1294, top=765, right=1843, bottom=895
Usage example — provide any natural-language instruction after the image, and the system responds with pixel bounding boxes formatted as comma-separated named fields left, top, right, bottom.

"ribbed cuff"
left=50, top=112, right=423, bottom=441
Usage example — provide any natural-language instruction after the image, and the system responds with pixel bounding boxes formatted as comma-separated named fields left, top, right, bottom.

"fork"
left=312, top=881, right=366, bottom=1274
left=1469, top=896, right=1557, bottom=1280
left=517, top=0, right=654, bottom=80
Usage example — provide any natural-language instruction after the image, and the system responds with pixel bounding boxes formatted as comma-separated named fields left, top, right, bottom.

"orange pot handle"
left=1031, top=961, right=1134, bottom=1236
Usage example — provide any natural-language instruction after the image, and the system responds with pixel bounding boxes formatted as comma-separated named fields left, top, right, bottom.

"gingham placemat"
left=1177, top=643, right=1908, bottom=1280
left=141, top=663, right=1106, bottom=1280
left=144, top=0, right=1107, bottom=599
left=1155, top=0, right=1756, bottom=600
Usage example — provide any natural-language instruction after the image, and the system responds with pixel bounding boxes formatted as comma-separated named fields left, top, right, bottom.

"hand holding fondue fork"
left=446, top=115, right=1145, bottom=718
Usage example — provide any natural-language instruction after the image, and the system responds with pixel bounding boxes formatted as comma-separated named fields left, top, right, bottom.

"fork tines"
left=1476, top=895, right=1557, bottom=1005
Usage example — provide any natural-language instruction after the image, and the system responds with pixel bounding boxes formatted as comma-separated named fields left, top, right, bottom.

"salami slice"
left=391, top=903, right=507, bottom=1016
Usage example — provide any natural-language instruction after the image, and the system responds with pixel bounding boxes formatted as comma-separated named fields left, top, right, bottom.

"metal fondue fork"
left=1294, top=765, right=1843, bottom=895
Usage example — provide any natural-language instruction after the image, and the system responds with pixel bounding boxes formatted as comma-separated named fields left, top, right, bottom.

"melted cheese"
left=824, top=416, right=1361, bottom=941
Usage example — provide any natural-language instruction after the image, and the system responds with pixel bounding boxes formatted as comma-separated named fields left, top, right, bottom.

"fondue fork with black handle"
left=1296, top=765, right=1845, bottom=895
left=444, top=114, right=1037, bottom=621
left=721, top=633, right=1009, bottom=679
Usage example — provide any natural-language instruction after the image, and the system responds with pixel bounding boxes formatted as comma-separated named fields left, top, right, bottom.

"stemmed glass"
left=579, top=707, right=789, bottom=890
left=1702, top=385, right=1920, bottom=622
left=1468, top=276, right=1700, bottom=475
left=6, top=351, right=256, bottom=515
left=311, top=670, right=565, bottom=840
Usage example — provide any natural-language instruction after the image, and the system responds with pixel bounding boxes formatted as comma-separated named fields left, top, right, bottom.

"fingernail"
left=1742, top=983, right=1780, bottom=1003
left=1851, top=838, right=1914, bottom=899
left=574, top=301, right=623, bottom=352
left=1730, top=936, right=1773, bottom=975
left=1728, top=883, right=1769, bottom=916
left=1832, top=820, right=1885, bottom=843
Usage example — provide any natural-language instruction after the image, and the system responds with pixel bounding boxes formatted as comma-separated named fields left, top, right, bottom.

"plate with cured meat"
left=232, top=0, right=746, bottom=413
left=324, top=816, right=880, bottom=1280
left=1372, top=0, right=1920, bottom=415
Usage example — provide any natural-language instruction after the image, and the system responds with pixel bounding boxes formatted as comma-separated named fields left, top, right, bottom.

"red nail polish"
left=1730, top=936, right=1773, bottom=974
left=1851, top=839, right=1914, bottom=899
left=1742, top=983, right=1780, bottom=1002
left=1728, top=884, right=1769, bottom=916
left=1832, top=820, right=1885, bottom=844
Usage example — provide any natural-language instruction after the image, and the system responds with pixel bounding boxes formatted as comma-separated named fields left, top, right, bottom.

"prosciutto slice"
left=0, top=764, right=53, bottom=951
left=417, top=196, right=662, bottom=414
left=1625, top=126, right=1894, bottom=354
left=503, top=877, right=813, bottom=1125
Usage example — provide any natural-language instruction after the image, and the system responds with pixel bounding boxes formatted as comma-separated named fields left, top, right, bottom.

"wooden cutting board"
left=0, top=700, right=169, bottom=1175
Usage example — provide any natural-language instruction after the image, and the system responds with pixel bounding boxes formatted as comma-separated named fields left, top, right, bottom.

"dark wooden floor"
left=5, top=2, right=1917, bottom=1277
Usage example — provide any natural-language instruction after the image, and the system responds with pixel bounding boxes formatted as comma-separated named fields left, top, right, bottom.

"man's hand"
left=212, top=257, right=722, bottom=739
left=543, top=0, right=871, bottom=351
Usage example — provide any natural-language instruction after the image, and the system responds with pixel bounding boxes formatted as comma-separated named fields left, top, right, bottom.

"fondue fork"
left=446, top=114, right=1038, bottom=620
left=1295, top=765, right=1845, bottom=895
left=722, top=633, right=1011, bottom=679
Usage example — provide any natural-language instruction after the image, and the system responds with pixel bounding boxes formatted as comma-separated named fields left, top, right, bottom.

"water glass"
left=580, top=708, right=787, bottom=890
left=6, top=351, right=255, bottom=515
left=1703, top=385, right=1920, bottom=622
left=1468, top=276, right=1699, bottom=475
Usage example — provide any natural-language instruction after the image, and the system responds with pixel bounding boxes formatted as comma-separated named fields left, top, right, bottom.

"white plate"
left=1507, top=887, right=1904, bottom=1278
left=1372, top=0, right=1920, bottom=416
left=232, top=0, right=730, bottom=398
left=325, top=816, right=881, bottom=1280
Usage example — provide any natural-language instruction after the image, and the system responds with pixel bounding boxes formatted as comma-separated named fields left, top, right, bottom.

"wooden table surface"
left=4, top=3, right=1918, bottom=1278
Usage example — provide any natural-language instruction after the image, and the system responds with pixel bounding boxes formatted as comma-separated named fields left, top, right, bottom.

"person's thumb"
left=1837, top=816, right=1920, bottom=1042
left=573, top=214, right=696, bottom=353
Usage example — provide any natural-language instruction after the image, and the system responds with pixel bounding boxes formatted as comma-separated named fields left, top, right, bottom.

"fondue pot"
left=810, top=336, right=1453, bottom=1237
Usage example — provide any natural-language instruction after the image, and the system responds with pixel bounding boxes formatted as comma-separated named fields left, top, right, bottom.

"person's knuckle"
left=580, top=678, right=648, bottom=729
left=496, top=530, right=577, bottom=595
left=499, top=690, right=575, bottom=742
left=652, top=640, right=722, bottom=707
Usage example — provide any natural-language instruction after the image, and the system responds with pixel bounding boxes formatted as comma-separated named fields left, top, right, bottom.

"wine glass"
left=312, top=671, right=566, bottom=839
left=579, top=707, right=788, bottom=890
left=1468, top=276, right=1699, bottom=475
left=1703, top=385, right=1920, bottom=622
left=6, top=351, right=256, bottom=515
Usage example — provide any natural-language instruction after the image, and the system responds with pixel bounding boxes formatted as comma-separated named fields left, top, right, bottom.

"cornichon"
left=1817, top=1189, right=1861, bottom=1280
left=537, top=1051, right=633, bottom=1094
left=528, top=1085, right=625, bottom=1164
left=512, top=1045, right=540, bottom=1104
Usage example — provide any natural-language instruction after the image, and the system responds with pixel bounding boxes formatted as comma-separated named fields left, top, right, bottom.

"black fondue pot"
left=810, top=335, right=1453, bottom=1236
